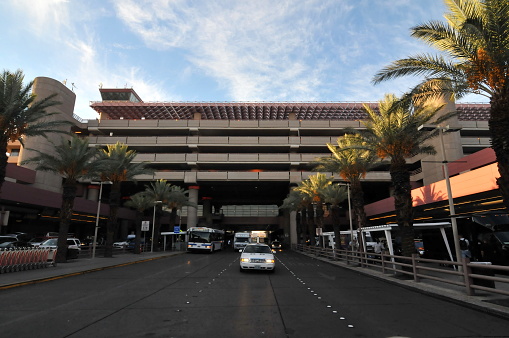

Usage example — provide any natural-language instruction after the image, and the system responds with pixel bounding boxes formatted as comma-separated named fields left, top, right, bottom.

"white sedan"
left=239, top=243, right=275, bottom=272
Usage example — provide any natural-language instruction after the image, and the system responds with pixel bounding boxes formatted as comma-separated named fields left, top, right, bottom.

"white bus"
left=187, top=227, right=225, bottom=253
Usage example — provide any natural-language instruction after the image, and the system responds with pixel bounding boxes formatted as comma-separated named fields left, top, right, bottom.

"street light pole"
left=438, top=128, right=462, bottom=265
left=92, top=182, right=104, bottom=259
left=418, top=124, right=462, bottom=265
left=346, top=183, right=353, bottom=248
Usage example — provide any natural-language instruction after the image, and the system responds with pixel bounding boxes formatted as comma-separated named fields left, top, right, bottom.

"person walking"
left=459, top=234, right=471, bottom=260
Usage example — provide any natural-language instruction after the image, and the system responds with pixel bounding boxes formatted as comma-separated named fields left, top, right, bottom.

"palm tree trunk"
left=169, top=208, right=178, bottom=232
left=153, top=205, right=163, bottom=252
left=105, top=183, right=121, bottom=257
left=0, top=137, right=8, bottom=193
left=307, top=204, right=316, bottom=246
left=391, top=158, right=415, bottom=257
left=55, top=183, right=77, bottom=263
left=330, top=205, right=342, bottom=250
left=350, top=179, right=367, bottom=252
left=134, top=212, right=142, bottom=254
left=490, top=92, right=509, bottom=210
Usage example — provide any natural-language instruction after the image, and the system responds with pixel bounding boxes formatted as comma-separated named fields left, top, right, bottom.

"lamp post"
left=151, top=201, right=163, bottom=253
left=418, top=124, right=462, bottom=264
left=91, top=181, right=112, bottom=259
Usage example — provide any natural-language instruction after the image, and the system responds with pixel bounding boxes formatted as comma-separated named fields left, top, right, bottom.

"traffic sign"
left=142, top=221, right=150, bottom=231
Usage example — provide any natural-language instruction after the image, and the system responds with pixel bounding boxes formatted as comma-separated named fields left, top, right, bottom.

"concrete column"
left=290, top=210, right=298, bottom=246
left=202, top=197, right=212, bottom=226
left=187, top=186, right=199, bottom=228
left=421, top=96, right=464, bottom=185
left=20, top=77, right=76, bottom=193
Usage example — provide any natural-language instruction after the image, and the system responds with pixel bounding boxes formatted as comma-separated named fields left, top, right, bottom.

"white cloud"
left=113, top=0, right=347, bottom=101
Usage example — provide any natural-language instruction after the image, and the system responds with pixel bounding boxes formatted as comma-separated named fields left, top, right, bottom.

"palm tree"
left=372, top=0, right=509, bottom=209
left=0, top=69, right=70, bottom=191
left=144, top=179, right=173, bottom=251
left=293, top=173, right=333, bottom=246
left=21, top=136, right=100, bottom=263
left=166, top=186, right=196, bottom=233
left=98, top=142, right=153, bottom=257
left=124, top=192, right=154, bottom=254
left=356, top=93, right=452, bottom=257
left=320, top=184, right=348, bottom=250
left=313, top=134, right=379, bottom=235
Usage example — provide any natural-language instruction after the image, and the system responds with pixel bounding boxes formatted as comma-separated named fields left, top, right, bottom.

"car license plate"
left=254, top=265, right=261, bottom=269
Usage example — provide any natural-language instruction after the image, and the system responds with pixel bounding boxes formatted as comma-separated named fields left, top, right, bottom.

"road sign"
left=141, top=221, right=150, bottom=231
left=174, top=226, right=180, bottom=234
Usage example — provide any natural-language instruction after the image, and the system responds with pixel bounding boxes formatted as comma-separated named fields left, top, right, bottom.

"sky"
left=0, top=0, right=488, bottom=120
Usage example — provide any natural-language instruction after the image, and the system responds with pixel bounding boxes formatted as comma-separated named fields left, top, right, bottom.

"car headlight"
left=240, top=258, right=250, bottom=262
left=265, top=259, right=275, bottom=263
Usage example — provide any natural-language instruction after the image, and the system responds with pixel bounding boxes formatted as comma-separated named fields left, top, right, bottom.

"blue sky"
left=1, top=0, right=487, bottom=120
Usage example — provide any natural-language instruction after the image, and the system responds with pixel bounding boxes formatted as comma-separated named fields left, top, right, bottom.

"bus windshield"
left=189, top=232, right=211, bottom=243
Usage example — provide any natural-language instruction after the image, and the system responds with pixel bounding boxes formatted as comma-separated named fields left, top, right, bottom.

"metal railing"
left=293, top=244, right=509, bottom=297
left=0, top=247, right=55, bottom=273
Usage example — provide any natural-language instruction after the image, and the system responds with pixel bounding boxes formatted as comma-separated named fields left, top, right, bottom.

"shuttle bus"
left=187, top=227, right=225, bottom=253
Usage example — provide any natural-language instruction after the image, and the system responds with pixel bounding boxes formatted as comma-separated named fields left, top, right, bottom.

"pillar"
left=290, top=210, right=298, bottom=246
left=187, top=186, right=199, bottom=228
left=202, top=197, right=212, bottom=226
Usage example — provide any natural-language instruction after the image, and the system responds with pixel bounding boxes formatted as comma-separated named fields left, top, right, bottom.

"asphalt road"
left=1, top=249, right=508, bottom=338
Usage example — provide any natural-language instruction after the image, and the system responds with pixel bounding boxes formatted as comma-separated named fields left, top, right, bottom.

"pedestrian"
left=374, top=239, right=383, bottom=255
left=459, top=234, right=471, bottom=259
left=480, top=237, right=496, bottom=263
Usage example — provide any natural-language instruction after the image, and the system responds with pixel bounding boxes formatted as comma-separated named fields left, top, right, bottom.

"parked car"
left=113, top=240, right=129, bottom=249
left=239, top=243, right=275, bottom=272
left=0, top=241, right=33, bottom=248
left=4, top=233, right=30, bottom=241
left=39, top=238, right=81, bottom=259
left=0, top=236, right=18, bottom=245
left=28, top=237, right=46, bottom=247
left=126, top=238, right=145, bottom=251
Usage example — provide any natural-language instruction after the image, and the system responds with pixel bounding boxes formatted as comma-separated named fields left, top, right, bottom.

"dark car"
left=127, top=238, right=145, bottom=251
left=5, top=232, right=30, bottom=241
left=0, top=241, right=33, bottom=249
left=271, top=241, right=282, bottom=251
left=0, top=236, right=18, bottom=245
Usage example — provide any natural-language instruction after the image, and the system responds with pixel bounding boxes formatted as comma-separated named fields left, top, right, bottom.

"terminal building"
left=1, top=77, right=502, bottom=244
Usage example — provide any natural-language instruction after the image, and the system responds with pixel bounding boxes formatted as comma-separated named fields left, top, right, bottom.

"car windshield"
left=0, top=237, right=16, bottom=244
left=244, top=245, right=272, bottom=254
left=42, top=239, right=58, bottom=246
left=494, top=231, right=509, bottom=245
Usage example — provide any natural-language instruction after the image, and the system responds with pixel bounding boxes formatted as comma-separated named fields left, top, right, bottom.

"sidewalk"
left=0, top=250, right=184, bottom=290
